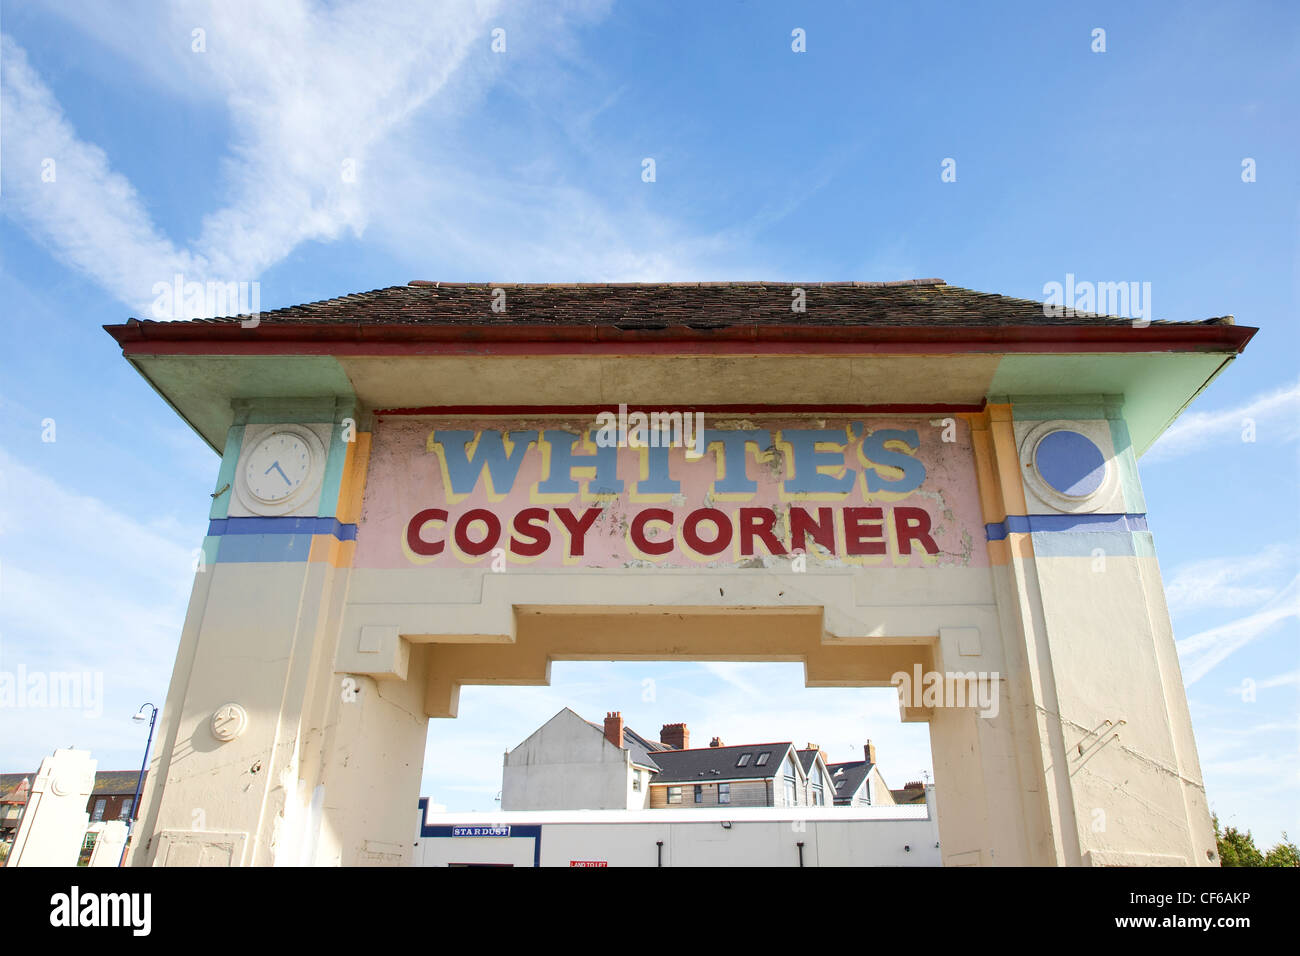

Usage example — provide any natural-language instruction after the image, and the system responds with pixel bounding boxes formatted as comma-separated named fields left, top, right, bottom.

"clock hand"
left=265, top=461, right=293, bottom=486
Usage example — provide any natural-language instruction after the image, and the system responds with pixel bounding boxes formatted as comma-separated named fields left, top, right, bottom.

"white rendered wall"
left=418, top=788, right=941, bottom=867
left=501, top=709, right=637, bottom=810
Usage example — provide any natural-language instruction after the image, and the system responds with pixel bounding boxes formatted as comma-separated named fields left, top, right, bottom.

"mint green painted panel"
left=132, top=355, right=357, bottom=452
left=209, top=425, right=245, bottom=520
left=199, top=535, right=222, bottom=570
left=1132, top=531, right=1157, bottom=558
left=317, top=422, right=350, bottom=518
left=988, top=353, right=1233, bottom=457
left=1108, top=417, right=1147, bottom=514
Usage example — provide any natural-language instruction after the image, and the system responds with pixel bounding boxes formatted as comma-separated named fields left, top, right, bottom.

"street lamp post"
left=121, top=703, right=158, bottom=867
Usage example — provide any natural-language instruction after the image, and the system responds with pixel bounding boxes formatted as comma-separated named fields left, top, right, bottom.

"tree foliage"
left=1213, top=813, right=1299, bottom=866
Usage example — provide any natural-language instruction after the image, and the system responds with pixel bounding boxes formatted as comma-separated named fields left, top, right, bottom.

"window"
left=694, top=785, right=703, bottom=804
left=756, top=751, right=770, bottom=766
left=119, top=797, right=134, bottom=820
left=91, top=799, right=106, bottom=822
left=667, top=786, right=682, bottom=805
left=784, top=779, right=796, bottom=805
left=633, top=772, right=641, bottom=792
left=719, top=783, right=731, bottom=805
left=736, top=753, right=751, bottom=767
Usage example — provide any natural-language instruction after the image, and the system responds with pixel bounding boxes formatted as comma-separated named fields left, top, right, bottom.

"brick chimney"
left=660, top=722, right=689, bottom=750
left=709, top=736, right=724, bottom=748
left=864, top=740, right=877, bottom=765
left=604, top=712, right=624, bottom=749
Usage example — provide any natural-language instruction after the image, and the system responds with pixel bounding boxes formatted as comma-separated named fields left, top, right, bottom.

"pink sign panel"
left=355, top=415, right=985, bottom=570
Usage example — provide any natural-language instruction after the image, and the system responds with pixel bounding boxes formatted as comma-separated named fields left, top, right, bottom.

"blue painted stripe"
left=985, top=513, right=1148, bottom=541
left=208, top=516, right=357, bottom=541
left=215, top=533, right=314, bottom=563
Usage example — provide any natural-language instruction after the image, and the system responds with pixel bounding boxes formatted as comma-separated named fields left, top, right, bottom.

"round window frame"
left=1019, top=420, right=1116, bottom=514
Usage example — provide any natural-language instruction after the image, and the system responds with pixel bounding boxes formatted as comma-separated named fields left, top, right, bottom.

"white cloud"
left=2, top=0, right=654, bottom=316
left=0, top=446, right=193, bottom=766
left=1176, top=574, right=1299, bottom=685
left=1164, top=544, right=1296, bottom=614
left=1146, top=380, right=1300, bottom=462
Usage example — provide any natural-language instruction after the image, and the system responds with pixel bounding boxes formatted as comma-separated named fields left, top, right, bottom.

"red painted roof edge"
left=103, top=320, right=1257, bottom=355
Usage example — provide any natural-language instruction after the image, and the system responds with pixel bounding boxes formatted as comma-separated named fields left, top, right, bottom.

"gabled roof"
left=828, top=760, right=874, bottom=804
left=648, top=743, right=797, bottom=784
left=0, top=774, right=31, bottom=803
left=103, top=280, right=1257, bottom=459
left=585, top=719, right=674, bottom=771
left=92, top=771, right=146, bottom=796
left=0, top=770, right=144, bottom=801
left=111, top=279, right=1239, bottom=332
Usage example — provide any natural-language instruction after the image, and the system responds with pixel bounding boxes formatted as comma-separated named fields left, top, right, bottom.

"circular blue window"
left=1034, top=430, right=1106, bottom=498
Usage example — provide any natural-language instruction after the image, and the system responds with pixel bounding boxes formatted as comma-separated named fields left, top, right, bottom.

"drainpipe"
left=796, top=841, right=805, bottom=867
left=656, top=841, right=663, bottom=867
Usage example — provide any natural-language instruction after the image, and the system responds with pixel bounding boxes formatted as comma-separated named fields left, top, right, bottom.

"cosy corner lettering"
left=354, top=417, right=985, bottom=571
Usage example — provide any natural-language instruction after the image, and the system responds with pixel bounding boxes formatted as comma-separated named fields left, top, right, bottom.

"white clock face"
left=243, top=431, right=314, bottom=504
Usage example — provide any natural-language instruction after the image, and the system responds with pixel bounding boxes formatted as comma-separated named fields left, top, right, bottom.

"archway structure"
left=104, top=280, right=1255, bottom=866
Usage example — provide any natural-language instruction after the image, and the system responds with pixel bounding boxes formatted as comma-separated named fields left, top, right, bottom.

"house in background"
left=501, top=708, right=678, bottom=810
left=827, top=742, right=897, bottom=807
left=0, top=776, right=30, bottom=845
left=648, top=740, right=836, bottom=808
left=891, top=780, right=928, bottom=804
left=0, top=769, right=145, bottom=833
left=500, top=708, right=901, bottom=812
left=85, top=770, right=146, bottom=823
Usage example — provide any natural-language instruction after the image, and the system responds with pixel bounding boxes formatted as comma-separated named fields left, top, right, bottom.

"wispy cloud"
left=0, top=446, right=194, bottom=766
left=1176, top=574, right=1299, bottom=685
left=1164, top=544, right=1296, bottom=614
left=1146, top=380, right=1300, bottom=462
left=2, top=0, right=652, bottom=315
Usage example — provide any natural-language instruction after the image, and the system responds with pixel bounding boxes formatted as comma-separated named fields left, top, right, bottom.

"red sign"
left=569, top=860, right=608, bottom=867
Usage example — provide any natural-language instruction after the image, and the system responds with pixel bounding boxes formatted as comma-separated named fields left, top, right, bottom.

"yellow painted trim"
left=308, top=535, right=357, bottom=568
left=986, top=404, right=1028, bottom=517
left=337, top=432, right=372, bottom=524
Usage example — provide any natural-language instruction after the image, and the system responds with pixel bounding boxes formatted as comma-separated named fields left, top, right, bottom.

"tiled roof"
left=0, top=770, right=144, bottom=800
left=891, top=784, right=928, bottom=805
left=121, top=280, right=1235, bottom=330
left=0, top=774, right=31, bottom=802
left=585, top=721, right=674, bottom=771
left=648, top=743, right=796, bottom=784
left=92, top=771, right=146, bottom=795
left=828, top=760, right=874, bottom=804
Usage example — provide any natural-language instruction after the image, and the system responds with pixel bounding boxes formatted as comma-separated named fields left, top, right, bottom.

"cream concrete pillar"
left=937, top=398, right=1217, bottom=866
left=129, top=402, right=432, bottom=867
left=8, top=749, right=96, bottom=867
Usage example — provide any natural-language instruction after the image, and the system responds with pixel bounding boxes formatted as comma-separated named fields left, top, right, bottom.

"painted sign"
left=356, top=416, right=984, bottom=570
left=569, top=860, right=609, bottom=867
left=451, top=825, right=511, bottom=838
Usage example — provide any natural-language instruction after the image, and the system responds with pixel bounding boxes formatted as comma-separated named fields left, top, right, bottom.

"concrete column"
left=129, top=403, right=431, bottom=867
left=8, top=749, right=96, bottom=867
left=948, top=397, right=1216, bottom=866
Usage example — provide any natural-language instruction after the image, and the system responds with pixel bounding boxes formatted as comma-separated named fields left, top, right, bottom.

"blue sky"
left=1, top=1, right=1296, bottom=844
